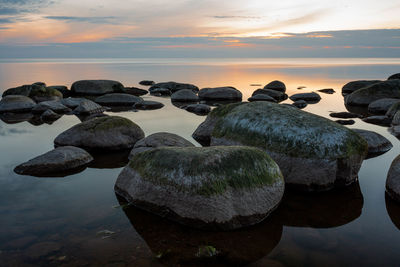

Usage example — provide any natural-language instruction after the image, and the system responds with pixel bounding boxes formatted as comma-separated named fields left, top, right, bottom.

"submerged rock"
left=252, top=89, right=287, bottom=102
left=149, top=82, right=199, bottom=94
left=386, top=155, right=400, bottom=202
left=329, top=112, right=361, bottom=119
left=192, top=102, right=367, bottom=191
left=129, top=132, right=195, bottom=159
left=0, top=95, right=36, bottom=113
left=71, top=80, right=124, bottom=95
left=318, top=88, right=335, bottom=94
left=122, top=87, right=148, bottom=96
left=14, top=146, right=93, bottom=177
left=341, top=80, right=381, bottom=96
left=94, top=93, right=143, bottom=106
left=198, top=87, right=242, bottom=101
left=31, top=101, right=71, bottom=114
left=368, top=98, right=400, bottom=115
left=139, top=80, right=155, bottom=86
left=345, top=80, right=400, bottom=106
left=352, top=129, right=392, bottom=159
left=171, top=89, right=199, bottom=102
left=134, top=100, right=164, bottom=110
left=115, top=146, right=284, bottom=230
left=289, top=92, right=321, bottom=102
left=183, top=103, right=211, bottom=115
left=248, top=94, right=276, bottom=102
left=73, top=99, right=108, bottom=115
left=388, top=73, right=400, bottom=80
left=264, top=80, right=286, bottom=93
left=54, top=116, right=144, bottom=151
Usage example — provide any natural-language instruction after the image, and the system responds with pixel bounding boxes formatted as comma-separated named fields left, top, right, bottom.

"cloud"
left=44, top=16, right=119, bottom=24
left=0, top=18, right=13, bottom=24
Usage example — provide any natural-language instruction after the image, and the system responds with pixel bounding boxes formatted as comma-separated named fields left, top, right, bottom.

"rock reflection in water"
left=275, top=182, right=364, bottom=228
left=117, top=195, right=282, bottom=267
left=88, top=150, right=130, bottom=169
left=386, top=193, right=400, bottom=230
left=0, top=112, right=34, bottom=124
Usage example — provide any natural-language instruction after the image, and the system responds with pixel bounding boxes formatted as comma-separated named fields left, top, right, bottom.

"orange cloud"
left=306, top=33, right=332, bottom=38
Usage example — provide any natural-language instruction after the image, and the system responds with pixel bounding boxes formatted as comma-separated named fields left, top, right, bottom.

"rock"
left=77, top=113, right=108, bottom=122
left=264, top=80, right=286, bottom=93
left=31, top=100, right=71, bottom=114
left=122, top=87, right=148, bottom=96
left=115, top=146, right=284, bottom=230
left=0, top=112, right=33, bottom=124
left=70, top=80, right=124, bottom=95
left=289, top=92, right=321, bottom=102
left=0, top=95, right=36, bottom=113
left=54, top=116, right=144, bottom=151
left=134, top=101, right=164, bottom=110
left=184, top=104, right=211, bottom=115
left=149, top=81, right=199, bottom=94
left=14, top=146, right=93, bottom=177
left=192, top=102, right=367, bottom=191
left=386, top=102, right=400, bottom=118
left=61, top=97, right=86, bottom=109
left=139, top=80, right=155, bottom=86
left=362, top=115, right=391, bottom=126
left=129, top=132, right=195, bottom=159
left=388, top=73, right=400, bottom=80
left=386, top=155, right=400, bottom=202
left=150, top=87, right=171, bottom=96
left=318, top=88, right=335, bottom=94
left=335, top=119, right=355, bottom=125
left=344, top=80, right=400, bottom=106
left=248, top=94, right=277, bottom=102
left=198, top=87, right=242, bottom=101
left=341, top=80, right=381, bottom=96
left=2, top=83, right=62, bottom=102
left=389, top=125, right=400, bottom=139
left=368, top=98, right=400, bottom=115
left=41, top=110, right=62, bottom=122
left=171, top=89, right=199, bottom=102
left=329, top=112, right=361, bottom=119
left=94, top=93, right=143, bottom=106
left=352, top=129, right=393, bottom=159
left=73, top=99, right=108, bottom=115
left=48, top=85, right=70, bottom=97
left=2, top=84, right=32, bottom=97
left=392, top=110, right=400, bottom=126
left=292, top=100, right=307, bottom=109
left=252, top=89, right=287, bottom=102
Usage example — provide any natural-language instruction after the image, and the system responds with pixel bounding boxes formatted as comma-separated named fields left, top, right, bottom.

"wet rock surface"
left=14, top=146, right=93, bottom=177
left=116, top=146, right=284, bottom=230
left=352, top=129, right=393, bottom=158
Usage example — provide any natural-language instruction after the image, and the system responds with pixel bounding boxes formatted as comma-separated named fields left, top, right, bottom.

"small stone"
left=318, top=88, right=335, bottom=94
left=289, top=92, right=321, bottom=102
left=139, top=80, right=155, bottom=86
left=335, top=119, right=355, bottom=125
left=264, top=80, right=286, bottom=93
left=329, top=112, right=361, bottom=119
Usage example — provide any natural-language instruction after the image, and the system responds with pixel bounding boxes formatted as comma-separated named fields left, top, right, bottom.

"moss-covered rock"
left=192, top=102, right=368, bottom=191
left=115, top=146, right=284, bottom=230
left=2, top=83, right=63, bottom=102
left=54, top=116, right=144, bottom=151
left=345, top=80, right=400, bottom=106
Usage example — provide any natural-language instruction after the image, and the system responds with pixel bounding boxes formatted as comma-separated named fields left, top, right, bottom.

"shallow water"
left=1, top=58, right=400, bottom=266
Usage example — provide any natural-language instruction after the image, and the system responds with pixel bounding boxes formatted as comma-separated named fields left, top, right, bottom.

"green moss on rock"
left=129, top=146, right=283, bottom=197
left=211, top=102, right=367, bottom=159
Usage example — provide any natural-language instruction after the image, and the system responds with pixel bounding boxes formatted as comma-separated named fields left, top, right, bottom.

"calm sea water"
left=1, top=58, right=400, bottom=266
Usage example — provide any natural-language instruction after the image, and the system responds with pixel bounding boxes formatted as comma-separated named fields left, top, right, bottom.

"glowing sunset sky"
left=0, top=0, right=399, bottom=57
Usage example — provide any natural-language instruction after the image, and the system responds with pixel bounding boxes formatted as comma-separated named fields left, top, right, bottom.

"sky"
left=0, top=0, right=399, bottom=58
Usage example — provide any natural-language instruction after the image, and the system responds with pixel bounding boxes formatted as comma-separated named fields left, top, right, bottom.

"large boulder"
left=115, top=146, right=284, bottom=230
left=2, top=83, right=63, bottom=102
left=31, top=101, right=71, bottom=114
left=129, top=132, right=195, bottom=159
left=368, top=98, right=400, bottom=115
left=198, top=87, right=242, bottom=101
left=70, top=80, right=124, bottom=95
left=388, top=73, right=400, bottom=80
left=0, top=95, right=36, bottom=113
left=14, top=146, right=93, bottom=177
left=94, top=93, right=143, bottom=106
left=54, top=116, right=144, bottom=151
left=386, top=155, right=400, bottom=202
left=341, top=80, right=381, bottom=96
left=345, top=80, right=400, bottom=106
left=149, top=82, right=199, bottom=94
left=352, top=129, right=393, bottom=159
left=192, top=102, right=367, bottom=191
left=263, top=80, right=286, bottom=93
left=171, top=89, right=199, bottom=102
